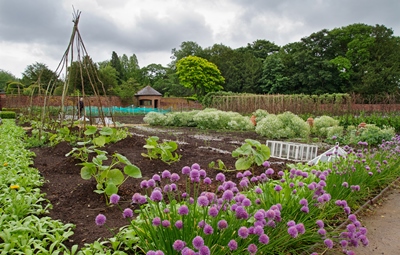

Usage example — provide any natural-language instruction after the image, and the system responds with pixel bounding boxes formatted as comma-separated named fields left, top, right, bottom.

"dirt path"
left=352, top=184, right=400, bottom=255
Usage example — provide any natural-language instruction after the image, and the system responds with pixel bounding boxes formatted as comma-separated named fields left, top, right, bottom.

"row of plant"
left=81, top=134, right=400, bottom=254
left=143, top=108, right=396, bottom=147
left=0, top=119, right=76, bottom=254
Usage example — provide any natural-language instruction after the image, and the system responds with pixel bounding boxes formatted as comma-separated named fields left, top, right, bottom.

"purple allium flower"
left=288, top=226, right=298, bottom=238
left=216, top=173, right=226, bottom=182
left=204, top=177, right=212, bottom=185
left=238, top=226, right=249, bottom=239
left=173, top=240, right=186, bottom=251
left=239, top=179, right=249, bottom=188
left=243, top=170, right=252, bottom=177
left=317, top=228, right=326, bottom=236
left=198, top=245, right=210, bottom=255
left=204, top=224, right=214, bottom=235
left=344, top=206, right=351, bottom=214
left=254, top=210, right=265, bottom=221
left=178, top=205, right=189, bottom=215
left=255, top=198, right=261, bottom=204
left=123, top=208, right=133, bottom=218
left=287, top=220, right=296, bottom=227
left=170, top=173, right=180, bottom=182
left=95, top=214, right=106, bottom=226
left=152, top=217, right=161, bottom=226
left=197, top=196, right=209, bottom=207
left=181, top=248, right=195, bottom=255
left=163, top=184, right=172, bottom=193
left=198, top=220, right=206, bottom=228
left=217, top=220, right=228, bottom=229
left=346, top=223, right=356, bottom=233
left=110, top=194, right=120, bottom=204
left=262, top=161, right=271, bottom=167
left=162, top=220, right=170, bottom=228
left=300, top=198, right=308, bottom=206
left=316, top=220, right=324, bottom=229
left=342, top=182, right=349, bottom=188
left=208, top=207, right=219, bottom=217
left=255, top=187, right=262, bottom=194
left=265, top=168, right=274, bottom=175
left=161, top=170, right=171, bottom=179
left=182, top=166, right=191, bottom=175
left=146, top=251, right=156, bottom=255
left=324, top=238, right=334, bottom=249
left=152, top=174, right=161, bottom=182
left=140, top=180, right=149, bottom=189
left=192, top=236, right=204, bottom=250
left=259, top=234, right=269, bottom=244
left=175, top=220, right=183, bottom=229
left=191, top=163, right=200, bottom=170
left=222, top=190, right=234, bottom=201
left=292, top=189, right=297, bottom=194
left=199, top=169, right=206, bottom=178
left=242, top=198, right=251, bottom=207
left=348, top=214, right=357, bottom=222
left=266, top=220, right=276, bottom=228
left=154, top=251, right=164, bottom=255
left=274, top=185, right=282, bottom=192
left=147, top=179, right=156, bottom=187
left=278, top=171, right=284, bottom=176
left=350, top=185, right=360, bottom=191
left=265, top=209, right=276, bottom=219
left=189, top=197, right=194, bottom=204
left=301, top=206, right=309, bottom=213
left=150, top=189, right=163, bottom=202
left=340, top=240, right=348, bottom=248
left=228, top=240, right=238, bottom=251
left=254, top=225, right=264, bottom=236
left=247, top=244, right=258, bottom=254
left=190, top=169, right=200, bottom=180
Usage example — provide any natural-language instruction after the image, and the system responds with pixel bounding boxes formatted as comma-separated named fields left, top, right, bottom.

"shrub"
left=313, top=116, right=339, bottom=137
left=0, top=111, right=16, bottom=119
left=163, top=110, right=199, bottom=127
left=252, top=109, right=269, bottom=123
left=143, top=112, right=167, bottom=126
left=255, top=114, right=286, bottom=138
left=193, top=108, right=253, bottom=130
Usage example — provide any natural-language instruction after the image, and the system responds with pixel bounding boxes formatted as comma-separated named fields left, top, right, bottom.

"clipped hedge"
left=0, top=111, right=16, bottom=119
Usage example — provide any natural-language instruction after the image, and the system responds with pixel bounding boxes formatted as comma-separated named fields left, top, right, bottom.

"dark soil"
left=31, top=115, right=294, bottom=248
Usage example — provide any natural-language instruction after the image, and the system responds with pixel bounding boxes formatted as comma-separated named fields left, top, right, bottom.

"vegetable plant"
left=232, top=139, right=270, bottom=170
left=141, top=136, right=181, bottom=165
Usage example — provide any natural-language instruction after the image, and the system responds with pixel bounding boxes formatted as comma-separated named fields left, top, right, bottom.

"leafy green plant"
left=208, top=159, right=230, bottom=171
left=141, top=136, right=181, bottom=165
left=80, top=150, right=142, bottom=201
left=232, top=139, right=270, bottom=170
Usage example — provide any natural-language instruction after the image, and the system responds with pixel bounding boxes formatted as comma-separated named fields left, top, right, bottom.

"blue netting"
left=64, top=106, right=170, bottom=116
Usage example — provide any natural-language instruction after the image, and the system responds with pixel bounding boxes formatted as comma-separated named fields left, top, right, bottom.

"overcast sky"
left=1, top=0, right=399, bottom=78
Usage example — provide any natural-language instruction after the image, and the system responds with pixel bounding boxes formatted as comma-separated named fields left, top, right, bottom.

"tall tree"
left=170, top=41, right=204, bottom=66
left=110, top=51, right=123, bottom=83
left=0, top=69, right=17, bottom=91
left=176, top=56, right=225, bottom=98
left=21, top=62, right=57, bottom=94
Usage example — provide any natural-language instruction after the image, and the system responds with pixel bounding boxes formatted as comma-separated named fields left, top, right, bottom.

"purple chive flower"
left=170, top=173, right=180, bottom=182
left=175, top=220, right=183, bottom=229
left=243, top=170, right=252, bottom=177
left=340, top=240, right=348, bottom=248
left=265, top=168, right=274, bottom=175
left=161, top=170, right=171, bottom=179
left=254, top=225, right=264, bottom=236
left=259, top=233, right=269, bottom=244
left=181, top=248, right=194, bottom=255
left=204, top=224, right=214, bottom=235
left=288, top=226, right=298, bottom=238
left=265, top=209, right=276, bottom=219
left=110, top=194, right=120, bottom=204
left=278, top=171, right=284, bottom=176
left=242, top=198, right=251, bottom=207
left=95, top=214, right=106, bottom=226
left=182, top=166, right=191, bottom=175
left=140, top=180, right=149, bottom=189
left=199, top=169, right=206, bottom=178
left=344, top=206, right=351, bottom=214
left=152, top=217, right=161, bottom=226
left=152, top=174, right=161, bottom=182
left=198, top=221, right=205, bottom=229
left=155, top=251, right=164, bottom=255
left=190, top=169, right=200, bottom=179
left=296, top=223, right=305, bottom=234
left=300, top=198, right=308, bottom=206
left=238, top=226, right=249, bottom=239
left=222, top=190, right=234, bottom=201
left=197, top=196, right=209, bottom=207
left=262, top=161, right=270, bottom=167
left=301, top=206, right=309, bottom=213
left=198, top=246, right=210, bottom=255
left=192, top=236, right=204, bottom=250
left=324, top=238, right=334, bottom=249
left=228, top=240, right=238, bottom=251
left=274, top=185, right=283, bottom=192
left=147, top=179, right=156, bottom=187
left=217, top=220, right=228, bottom=229
left=123, top=208, right=133, bottom=218
left=178, top=205, right=189, bottom=215
left=163, top=184, right=172, bottom=193
left=342, top=182, right=349, bottom=188
left=316, top=220, right=324, bottom=228
left=348, top=214, right=357, bottom=222
left=254, top=210, right=265, bottom=221
left=318, top=228, right=327, bottom=236
left=287, top=220, right=296, bottom=227
left=216, top=173, right=226, bottom=182
left=247, top=244, right=258, bottom=254
left=150, top=190, right=163, bottom=202
left=191, top=163, right=200, bottom=170
left=204, top=177, right=212, bottom=185
left=208, top=207, right=219, bottom=217
left=162, top=220, right=171, bottom=228
left=146, top=251, right=156, bottom=255
left=255, top=187, right=263, bottom=194
left=173, top=240, right=186, bottom=251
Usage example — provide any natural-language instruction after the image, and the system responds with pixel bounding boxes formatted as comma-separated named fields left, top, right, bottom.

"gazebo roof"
left=135, top=86, right=162, bottom=96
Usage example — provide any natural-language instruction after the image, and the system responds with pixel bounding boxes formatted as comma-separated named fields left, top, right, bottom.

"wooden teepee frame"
left=39, top=8, right=111, bottom=133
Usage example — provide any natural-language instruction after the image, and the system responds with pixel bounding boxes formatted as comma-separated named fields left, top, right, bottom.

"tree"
left=110, top=51, right=123, bottom=83
left=21, top=62, right=58, bottom=94
left=170, top=41, right=205, bottom=66
left=176, top=56, right=225, bottom=98
left=98, top=65, right=119, bottom=94
left=0, top=69, right=18, bottom=91
left=68, top=56, right=103, bottom=95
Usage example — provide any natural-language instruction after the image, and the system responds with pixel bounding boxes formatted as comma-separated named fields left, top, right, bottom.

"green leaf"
left=115, top=153, right=131, bottom=165
left=235, top=157, right=253, bottom=170
left=81, top=166, right=95, bottom=180
left=84, top=126, right=98, bottom=136
left=93, top=136, right=106, bottom=147
left=105, top=183, right=118, bottom=195
left=124, top=165, right=142, bottom=178
left=99, top=127, right=113, bottom=136
left=108, top=169, right=124, bottom=185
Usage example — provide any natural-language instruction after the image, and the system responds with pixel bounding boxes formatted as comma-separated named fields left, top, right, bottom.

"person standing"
left=78, top=98, right=84, bottom=116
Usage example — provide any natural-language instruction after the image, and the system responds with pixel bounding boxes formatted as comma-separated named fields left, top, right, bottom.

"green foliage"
left=0, top=111, right=16, bottom=119
left=80, top=150, right=141, bottom=199
left=141, top=136, right=181, bottom=165
left=163, top=110, right=200, bottom=127
left=313, top=116, right=340, bottom=137
left=252, top=109, right=269, bottom=123
left=354, top=124, right=395, bottom=146
left=255, top=112, right=310, bottom=139
left=176, top=56, right=225, bottom=98
left=232, top=139, right=270, bottom=170
left=193, top=108, right=254, bottom=131
left=143, top=112, right=167, bottom=126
